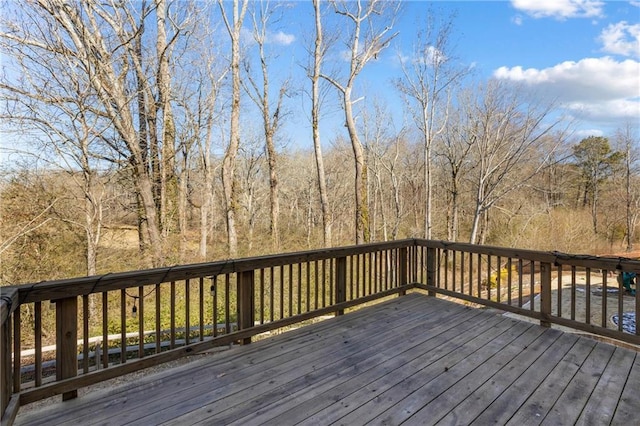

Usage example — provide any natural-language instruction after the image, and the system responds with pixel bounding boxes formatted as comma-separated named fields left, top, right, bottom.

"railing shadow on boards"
left=414, top=239, right=640, bottom=348
left=1, top=239, right=639, bottom=425
left=0, top=239, right=416, bottom=426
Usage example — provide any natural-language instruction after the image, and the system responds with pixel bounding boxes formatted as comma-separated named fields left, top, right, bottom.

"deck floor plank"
left=13, top=293, right=640, bottom=426
left=240, top=307, right=504, bottom=426
left=305, top=319, right=533, bottom=425
left=576, top=346, right=636, bottom=425
left=505, top=337, right=599, bottom=426
left=196, top=301, right=480, bottom=425
left=541, top=342, right=616, bottom=425
left=369, top=323, right=544, bottom=426
left=53, top=295, right=429, bottom=426
left=610, top=349, right=640, bottom=424
left=154, top=297, right=465, bottom=425
left=464, top=332, right=580, bottom=425
left=415, top=328, right=568, bottom=426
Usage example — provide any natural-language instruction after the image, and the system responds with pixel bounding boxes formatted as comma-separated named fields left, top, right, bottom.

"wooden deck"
left=14, top=293, right=640, bottom=425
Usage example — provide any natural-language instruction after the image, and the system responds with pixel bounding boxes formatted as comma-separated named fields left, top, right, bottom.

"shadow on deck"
left=14, top=293, right=640, bottom=425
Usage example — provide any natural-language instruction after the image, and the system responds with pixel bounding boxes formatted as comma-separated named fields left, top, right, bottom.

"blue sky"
left=265, top=0, right=640, bottom=146
left=1, top=1, right=638, bottom=165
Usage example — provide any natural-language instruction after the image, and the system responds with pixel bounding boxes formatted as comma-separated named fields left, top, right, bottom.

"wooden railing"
left=414, top=240, right=640, bottom=346
left=0, top=240, right=417, bottom=425
left=1, top=239, right=639, bottom=425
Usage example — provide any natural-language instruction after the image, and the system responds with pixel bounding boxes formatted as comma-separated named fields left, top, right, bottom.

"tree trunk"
left=312, top=0, right=332, bottom=247
left=219, top=0, right=248, bottom=257
left=344, top=86, right=369, bottom=244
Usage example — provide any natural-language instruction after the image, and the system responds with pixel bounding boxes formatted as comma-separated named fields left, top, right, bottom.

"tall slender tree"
left=218, top=0, right=249, bottom=257
left=396, top=8, right=468, bottom=239
left=324, top=0, right=400, bottom=244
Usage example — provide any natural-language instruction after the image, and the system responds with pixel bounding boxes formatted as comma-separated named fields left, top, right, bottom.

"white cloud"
left=494, top=57, right=640, bottom=124
left=240, top=28, right=296, bottom=46
left=510, top=0, right=605, bottom=20
left=268, top=31, right=296, bottom=46
left=598, top=21, right=640, bottom=57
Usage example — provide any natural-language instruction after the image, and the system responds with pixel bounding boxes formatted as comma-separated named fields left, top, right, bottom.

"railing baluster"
left=507, top=258, right=513, bottom=306
left=540, top=262, right=552, bottom=327
left=185, top=279, right=190, bottom=346
left=529, top=263, right=535, bottom=312
left=269, top=267, right=274, bottom=323
left=199, top=277, right=205, bottom=341
left=571, top=266, right=576, bottom=320
left=335, top=256, right=347, bottom=315
left=601, top=271, right=607, bottom=329
left=518, top=259, right=523, bottom=308
left=259, top=269, right=265, bottom=325
left=617, top=271, right=624, bottom=332
left=313, top=260, right=318, bottom=310
left=82, top=295, right=89, bottom=373
left=288, top=264, right=293, bottom=316
left=155, top=284, right=161, bottom=353
left=34, top=301, right=42, bottom=386
left=306, top=261, right=311, bottom=313
left=279, top=265, right=284, bottom=320
left=170, top=282, right=176, bottom=348
left=297, top=263, right=302, bottom=315
left=138, top=286, right=144, bottom=358
left=556, top=264, right=562, bottom=317
left=225, top=274, right=231, bottom=334
left=102, top=292, right=108, bottom=368
left=238, top=270, right=255, bottom=345
left=468, top=252, right=473, bottom=298
left=120, top=289, right=126, bottom=363
left=496, top=256, right=502, bottom=303
left=13, top=305, right=21, bottom=393
left=585, top=268, right=591, bottom=324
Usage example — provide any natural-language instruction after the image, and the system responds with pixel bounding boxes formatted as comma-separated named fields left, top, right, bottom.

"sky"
left=1, top=0, right=639, bottom=165
left=270, top=0, right=640, bottom=145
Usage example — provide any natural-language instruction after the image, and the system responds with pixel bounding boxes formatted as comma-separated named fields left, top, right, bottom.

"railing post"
left=540, top=262, right=552, bottom=328
left=238, top=271, right=255, bottom=345
left=426, top=247, right=436, bottom=296
left=335, top=257, right=347, bottom=316
left=56, top=296, right=78, bottom=401
left=399, top=248, right=408, bottom=296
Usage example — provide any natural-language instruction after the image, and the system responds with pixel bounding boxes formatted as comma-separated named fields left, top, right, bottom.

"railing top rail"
left=416, top=239, right=640, bottom=272
left=11, top=239, right=416, bottom=304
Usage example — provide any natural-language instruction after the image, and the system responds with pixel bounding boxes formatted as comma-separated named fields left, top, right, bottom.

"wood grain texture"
left=14, top=293, right=640, bottom=426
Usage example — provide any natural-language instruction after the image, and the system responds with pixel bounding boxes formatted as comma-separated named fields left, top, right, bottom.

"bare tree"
left=463, top=80, right=567, bottom=244
left=395, top=8, right=468, bottom=239
left=310, top=0, right=333, bottom=247
left=614, top=125, right=640, bottom=251
left=323, top=0, right=400, bottom=244
left=243, top=0, right=290, bottom=251
left=0, top=0, right=200, bottom=266
left=435, top=110, right=473, bottom=242
left=218, top=0, right=249, bottom=257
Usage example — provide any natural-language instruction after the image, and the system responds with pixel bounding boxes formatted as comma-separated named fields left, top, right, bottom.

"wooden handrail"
left=15, top=239, right=415, bottom=304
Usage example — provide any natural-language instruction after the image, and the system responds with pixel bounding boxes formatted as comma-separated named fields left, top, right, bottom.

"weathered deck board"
left=14, top=293, right=639, bottom=426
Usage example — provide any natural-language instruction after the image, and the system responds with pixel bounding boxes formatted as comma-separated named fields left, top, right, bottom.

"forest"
left=1, top=0, right=639, bottom=286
